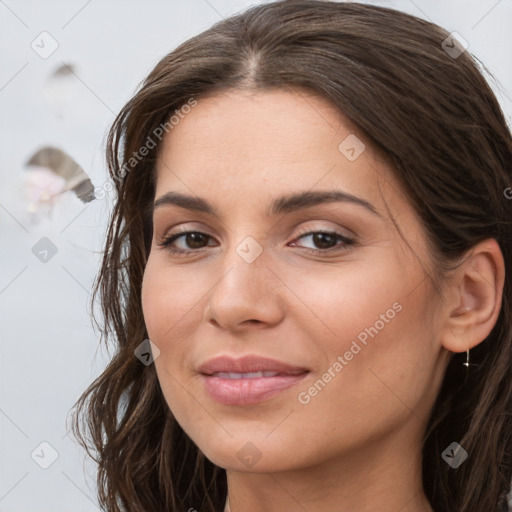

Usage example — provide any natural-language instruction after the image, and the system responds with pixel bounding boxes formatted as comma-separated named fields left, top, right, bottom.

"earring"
left=463, top=349, right=470, bottom=367
left=461, top=306, right=471, bottom=368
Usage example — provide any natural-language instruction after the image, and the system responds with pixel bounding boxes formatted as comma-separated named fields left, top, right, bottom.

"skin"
left=141, top=88, right=504, bottom=512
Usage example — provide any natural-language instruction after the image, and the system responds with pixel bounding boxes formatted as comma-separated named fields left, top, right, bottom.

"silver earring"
left=463, top=349, right=469, bottom=367
left=461, top=307, right=471, bottom=368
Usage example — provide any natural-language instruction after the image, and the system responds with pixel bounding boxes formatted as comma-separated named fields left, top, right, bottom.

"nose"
left=203, top=240, right=286, bottom=332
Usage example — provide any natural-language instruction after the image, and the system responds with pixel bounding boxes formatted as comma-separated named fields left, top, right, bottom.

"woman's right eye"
left=157, top=231, right=215, bottom=256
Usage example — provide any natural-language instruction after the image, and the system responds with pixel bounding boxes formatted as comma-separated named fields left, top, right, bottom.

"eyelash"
left=156, top=227, right=355, bottom=257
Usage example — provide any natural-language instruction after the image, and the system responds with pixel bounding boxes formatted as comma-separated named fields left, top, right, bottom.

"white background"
left=1, top=1, right=511, bottom=510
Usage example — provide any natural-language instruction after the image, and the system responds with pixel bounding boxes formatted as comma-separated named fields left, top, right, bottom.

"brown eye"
left=290, top=230, right=354, bottom=254
left=157, top=231, right=216, bottom=255
left=181, top=233, right=210, bottom=249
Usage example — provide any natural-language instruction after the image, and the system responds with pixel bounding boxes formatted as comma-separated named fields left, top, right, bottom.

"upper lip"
left=197, top=355, right=309, bottom=376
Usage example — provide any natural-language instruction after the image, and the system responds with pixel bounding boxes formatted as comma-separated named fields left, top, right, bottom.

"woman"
left=72, top=1, right=512, bottom=511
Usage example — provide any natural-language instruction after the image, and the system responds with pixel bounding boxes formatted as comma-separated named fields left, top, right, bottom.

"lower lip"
left=201, top=373, right=309, bottom=405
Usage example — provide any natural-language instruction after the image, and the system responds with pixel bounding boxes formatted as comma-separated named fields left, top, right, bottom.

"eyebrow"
left=153, top=189, right=381, bottom=217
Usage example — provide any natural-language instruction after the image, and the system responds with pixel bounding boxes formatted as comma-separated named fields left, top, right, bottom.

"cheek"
left=141, top=257, right=204, bottom=342
left=140, top=257, right=214, bottom=415
left=286, top=255, right=413, bottom=350
left=140, top=260, right=205, bottom=418
left=288, top=255, right=438, bottom=411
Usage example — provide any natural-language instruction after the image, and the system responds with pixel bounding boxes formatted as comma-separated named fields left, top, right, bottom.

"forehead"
left=154, top=88, right=399, bottom=215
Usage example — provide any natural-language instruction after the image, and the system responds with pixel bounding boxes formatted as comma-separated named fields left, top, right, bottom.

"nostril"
left=245, top=319, right=261, bottom=325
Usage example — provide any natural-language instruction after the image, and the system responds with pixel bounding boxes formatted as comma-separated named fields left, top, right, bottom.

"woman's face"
left=141, top=89, right=451, bottom=472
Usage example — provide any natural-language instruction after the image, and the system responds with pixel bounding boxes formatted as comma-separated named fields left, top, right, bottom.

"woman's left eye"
left=291, top=230, right=355, bottom=254
left=157, top=229, right=354, bottom=257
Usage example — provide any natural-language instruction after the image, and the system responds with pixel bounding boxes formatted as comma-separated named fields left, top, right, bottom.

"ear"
left=440, top=238, right=505, bottom=354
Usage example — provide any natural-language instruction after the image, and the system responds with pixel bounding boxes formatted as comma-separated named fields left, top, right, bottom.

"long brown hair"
left=71, top=2, right=512, bottom=510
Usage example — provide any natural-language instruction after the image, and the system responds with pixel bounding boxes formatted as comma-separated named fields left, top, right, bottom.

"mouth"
left=197, top=355, right=310, bottom=406
left=210, top=371, right=295, bottom=379
left=197, top=354, right=309, bottom=375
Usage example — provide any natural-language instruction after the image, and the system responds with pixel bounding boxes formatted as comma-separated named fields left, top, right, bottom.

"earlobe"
left=440, top=238, right=505, bottom=354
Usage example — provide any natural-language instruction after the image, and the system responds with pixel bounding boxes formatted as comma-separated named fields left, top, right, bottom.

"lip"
left=197, top=355, right=309, bottom=375
left=197, top=355, right=310, bottom=406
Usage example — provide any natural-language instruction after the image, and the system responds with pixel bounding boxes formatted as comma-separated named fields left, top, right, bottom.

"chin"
left=188, top=428, right=313, bottom=473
